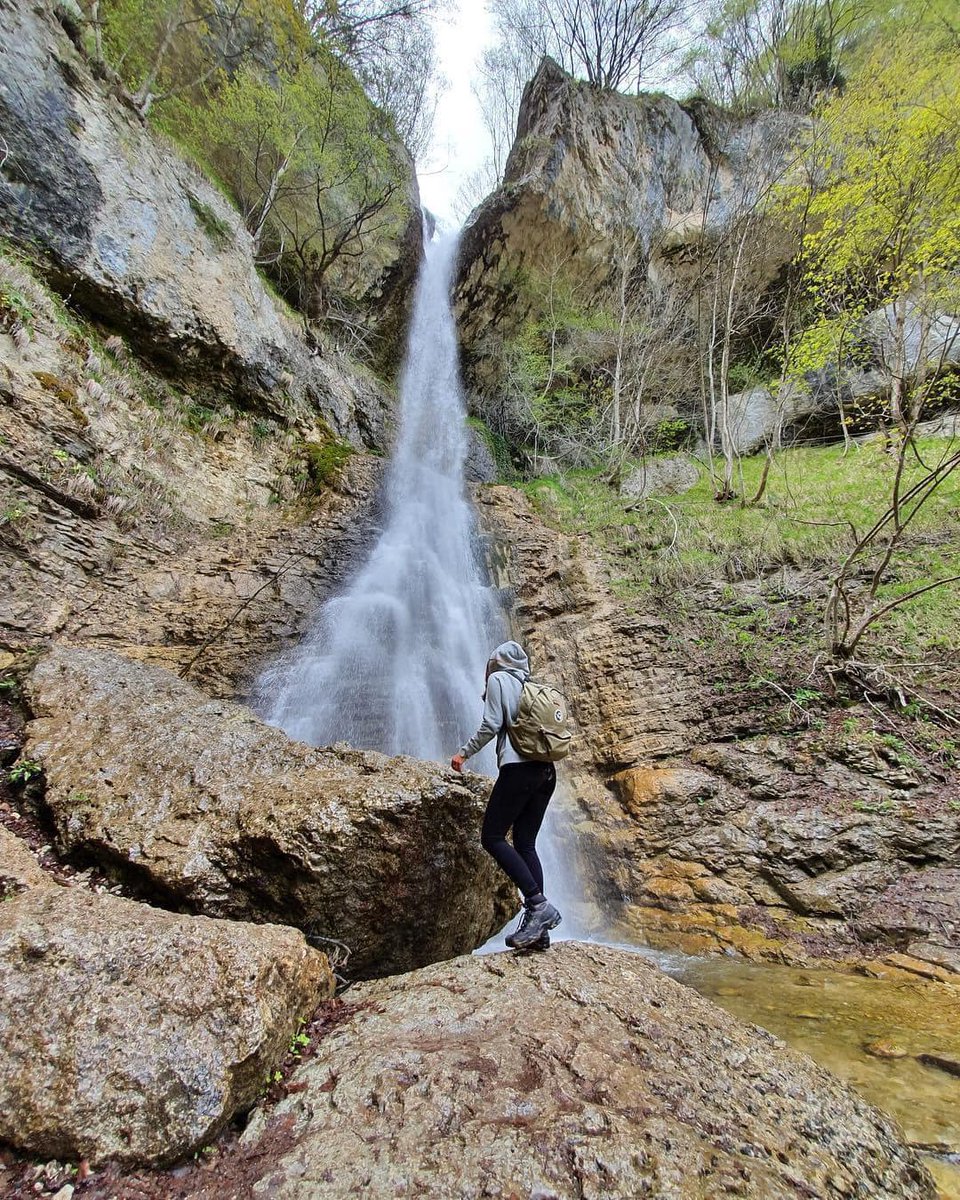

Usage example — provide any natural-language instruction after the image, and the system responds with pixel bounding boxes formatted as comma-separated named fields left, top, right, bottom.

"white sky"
left=417, top=2, right=497, bottom=230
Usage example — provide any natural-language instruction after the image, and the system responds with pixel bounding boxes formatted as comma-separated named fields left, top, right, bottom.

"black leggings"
left=480, top=762, right=557, bottom=900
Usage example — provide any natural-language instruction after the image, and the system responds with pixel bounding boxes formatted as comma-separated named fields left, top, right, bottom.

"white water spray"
left=257, top=234, right=502, bottom=772
left=257, top=230, right=598, bottom=944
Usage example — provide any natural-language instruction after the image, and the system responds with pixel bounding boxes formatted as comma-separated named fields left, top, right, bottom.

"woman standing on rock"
left=451, top=640, right=562, bottom=951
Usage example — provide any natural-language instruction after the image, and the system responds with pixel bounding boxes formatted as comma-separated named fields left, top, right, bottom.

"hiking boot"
left=506, top=900, right=562, bottom=950
left=522, top=931, right=550, bottom=952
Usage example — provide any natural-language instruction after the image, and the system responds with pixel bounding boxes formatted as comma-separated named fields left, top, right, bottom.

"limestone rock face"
left=242, top=943, right=934, bottom=1199
left=620, top=454, right=701, bottom=500
left=0, top=825, right=53, bottom=896
left=24, top=646, right=512, bottom=977
left=455, top=59, right=800, bottom=373
left=0, top=0, right=417, bottom=442
left=0, top=886, right=331, bottom=1167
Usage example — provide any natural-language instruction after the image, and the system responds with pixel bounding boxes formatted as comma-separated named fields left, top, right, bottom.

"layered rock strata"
left=239, top=942, right=934, bottom=1199
left=0, top=885, right=331, bottom=1167
left=24, top=645, right=513, bottom=977
left=0, top=247, right=389, bottom=696
left=477, top=484, right=960, bottom=976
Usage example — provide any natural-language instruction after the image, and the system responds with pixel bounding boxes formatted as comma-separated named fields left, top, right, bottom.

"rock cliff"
left=0, top=0, right=430, bottom=694
left=0, top=0, right=421, bottom=420
left=454, top=58, right=799, bottom=388
left=476, top=484, right=960, bottom=979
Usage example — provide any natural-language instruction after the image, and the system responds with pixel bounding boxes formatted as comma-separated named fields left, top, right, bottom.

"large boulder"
left=0, top=0, right=418, bottom=443
left=24, top=645, right=512, bottom=977
left=0, top=886, right=331, bottom=1167
left=240, top=942, right=934, bottom=1198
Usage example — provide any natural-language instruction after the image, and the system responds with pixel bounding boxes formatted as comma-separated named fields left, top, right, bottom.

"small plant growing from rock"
left=8, top=758, right=41, bottom=785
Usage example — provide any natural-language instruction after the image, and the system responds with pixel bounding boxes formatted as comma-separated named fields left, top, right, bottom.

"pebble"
left=863, top=1039, right=909, bottom=1059
left=52, top=1187, right=74, bottom=1200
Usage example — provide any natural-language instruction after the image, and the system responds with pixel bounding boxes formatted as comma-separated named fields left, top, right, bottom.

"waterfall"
left=256, top=229, right=601, bottom=945
left=256, top=233, right=503, bottom=775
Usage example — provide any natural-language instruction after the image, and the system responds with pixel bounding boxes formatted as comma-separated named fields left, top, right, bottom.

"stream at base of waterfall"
left=256, top=231, right=959, bottom=1194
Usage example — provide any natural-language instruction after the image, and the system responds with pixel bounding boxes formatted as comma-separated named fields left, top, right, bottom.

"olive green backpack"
left=507, top=679, right=573, bottom=763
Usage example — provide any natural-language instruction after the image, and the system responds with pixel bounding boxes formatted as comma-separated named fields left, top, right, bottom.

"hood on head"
left=488, top=640, right=530, bottom=677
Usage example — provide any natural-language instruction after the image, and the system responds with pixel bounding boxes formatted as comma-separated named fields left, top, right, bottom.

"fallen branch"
left=837, top=659, right=960, bottom=729
left=178, top=551, right=308, bottom=681
left=0, top=456, right=100, bottom=520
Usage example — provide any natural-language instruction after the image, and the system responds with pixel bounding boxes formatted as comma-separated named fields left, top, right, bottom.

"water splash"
left=256, top=234, right=502, bottom=774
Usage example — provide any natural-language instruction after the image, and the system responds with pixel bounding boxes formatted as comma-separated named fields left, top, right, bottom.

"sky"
left=417, top=2, right=497, bottom=231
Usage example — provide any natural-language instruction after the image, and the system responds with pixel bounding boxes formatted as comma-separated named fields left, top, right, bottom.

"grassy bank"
left=520, top=440, right=960, bottom=722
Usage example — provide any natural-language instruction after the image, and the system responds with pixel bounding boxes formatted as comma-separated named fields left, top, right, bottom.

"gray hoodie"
left=458, top=641, right=531, bottom=768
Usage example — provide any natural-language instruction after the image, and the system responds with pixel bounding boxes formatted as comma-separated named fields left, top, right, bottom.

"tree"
left=691, top=121, right=802, bottom=501
left=489, top=0, right=690, bottom=93
left=301, top=0, right=441, bottom=158
left=686, top=0, right=868, bottom=112
left=189, top=62, right=318, bottom=256
left=776, top=31, right=960, bottom=659
left=94, top=0, right=265, bottom=118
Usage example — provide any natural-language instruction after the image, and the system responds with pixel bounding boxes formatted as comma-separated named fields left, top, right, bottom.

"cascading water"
left=259, top=233, right=957, bottom=1165
left=257, top=233, right=503, bottom=774
left=249, top=236, right=960, bottom=1180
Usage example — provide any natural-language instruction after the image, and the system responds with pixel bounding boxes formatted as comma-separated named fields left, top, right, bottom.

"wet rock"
left=0, top=887, right=331, bottom=1167
left=906, top=942, right=960, bottom=975
left=918, top=1053, right=960, bottom=1079
left=855, top=868, right=960, bottom=947
left=864, top=1039, right=909, bottom=1059
left=24, top=645, right=512, bottom=977
left=463, top=426, right=499, bottom=483
left=0, top=825, right=53, bottom=895
left=241, top=942, right=935, bottom=1199
left=609, top=765, right=718, bottom=818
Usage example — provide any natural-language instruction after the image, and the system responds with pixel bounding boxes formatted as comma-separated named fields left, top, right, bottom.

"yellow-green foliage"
left=94, top=0, right=405, bottom=305
left=98, top=0, right=304, bottom=104
left=776, top=31, right=960, bottom=379
left=170, top=48, right=399, bottom=268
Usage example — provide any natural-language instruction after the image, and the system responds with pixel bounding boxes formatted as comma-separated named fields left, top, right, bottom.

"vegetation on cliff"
left=461, top=0, right=958, bottom=713
left=82, top=0, right=435, bottom=352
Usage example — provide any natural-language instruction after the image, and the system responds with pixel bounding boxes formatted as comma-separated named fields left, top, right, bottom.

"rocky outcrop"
left=0, top=238, right=390, bottom=695
left=238, top=943, right=934, bottom=1199
left=0, top=886, right=331, bottom=1167
left=0, top=0, right=417, bottom=442
left=476, top=484, right=960, bottom=974
left=0, top=825, right=53, bottom=896
left=620, top=453, right=701, bottom=500
left=455, top=58, right=800, bottom=380
left=24, top=645, right=513, bottom=977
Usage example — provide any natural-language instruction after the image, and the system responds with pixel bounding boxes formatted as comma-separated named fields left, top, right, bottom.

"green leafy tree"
left=93, top=0, right=265, bottom=117
left=776, top=31, right=960, bottom=660
left=687, top=0, right=870, bottom=111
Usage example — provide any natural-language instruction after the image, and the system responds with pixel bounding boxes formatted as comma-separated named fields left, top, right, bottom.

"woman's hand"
left=450, top=754, right=465, bottom=773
